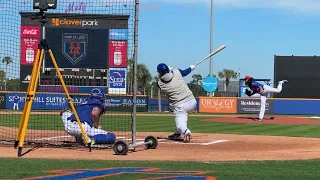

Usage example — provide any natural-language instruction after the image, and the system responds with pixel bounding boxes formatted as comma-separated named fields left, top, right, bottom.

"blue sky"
left=1, top=0, right=320, bottom=85
left=139, top=0, right=320, bottom=84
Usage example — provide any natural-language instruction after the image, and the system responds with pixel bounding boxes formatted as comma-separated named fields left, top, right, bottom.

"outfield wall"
left=0, top=92, right=148, bottom=112
left=1, top=92, right=320, bottom=115
left=197, top=97, right=320, bottom=115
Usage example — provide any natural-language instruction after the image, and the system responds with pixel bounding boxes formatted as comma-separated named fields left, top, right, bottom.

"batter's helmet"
left=157, top=63, right=170, bottom=76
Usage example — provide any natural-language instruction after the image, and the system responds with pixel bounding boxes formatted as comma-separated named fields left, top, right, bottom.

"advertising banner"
left=198, top=97, right=237, bottom=113
left=6, top=93, right=70, bottom=110
left=0, top=93, right=6, bottom=109
left=108, top=68, right=126, bottom=94
left=105, top=96, right=148, bottom=112
left=237, top=98, right=274, bottom=114
left=6, top=93, right=97, bottom=110
left=20, top=65, right=34, bottom=91
left=108, top=40, right=128, bottom=68
left=109, top=29, right=128, bottom=40
left=20, top=26, right=40, bottom=65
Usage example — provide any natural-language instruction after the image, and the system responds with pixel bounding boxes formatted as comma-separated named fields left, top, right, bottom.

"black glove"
left=245, top=89, right=253, bottom=97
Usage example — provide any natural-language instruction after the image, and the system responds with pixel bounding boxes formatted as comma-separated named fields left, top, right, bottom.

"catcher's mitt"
left=245, top=89, right=253, bottom=96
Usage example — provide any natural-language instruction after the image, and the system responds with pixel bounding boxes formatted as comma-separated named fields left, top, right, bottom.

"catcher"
left=157, top=63, right=197, bottom=143
left=60, top=88, right=116, bottom=144
left=244, top=76, right=288, bottom=122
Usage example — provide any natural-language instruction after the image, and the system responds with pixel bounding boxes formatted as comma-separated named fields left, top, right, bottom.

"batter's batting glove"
left=190, top=65, right=196, bottom=71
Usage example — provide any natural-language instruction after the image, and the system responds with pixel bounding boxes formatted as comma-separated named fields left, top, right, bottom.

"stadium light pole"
left=209, top=0, right=214, bottom=97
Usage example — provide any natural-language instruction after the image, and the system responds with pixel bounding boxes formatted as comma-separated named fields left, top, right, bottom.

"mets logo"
left=62, top=33, right=88, bottom=65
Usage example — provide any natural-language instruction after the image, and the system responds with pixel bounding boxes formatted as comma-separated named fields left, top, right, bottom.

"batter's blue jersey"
left=249, top=81, right=263, bottom=94
left=69, top=99, right=104, bottom=127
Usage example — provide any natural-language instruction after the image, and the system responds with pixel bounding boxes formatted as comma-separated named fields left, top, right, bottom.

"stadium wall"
left=2, top=92, right=320, bottom=115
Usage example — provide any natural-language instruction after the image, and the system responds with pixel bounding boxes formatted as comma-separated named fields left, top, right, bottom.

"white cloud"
left=142, top=0, right=320, bottom=15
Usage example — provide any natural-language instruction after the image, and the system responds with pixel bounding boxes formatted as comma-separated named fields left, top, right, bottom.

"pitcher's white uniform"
left=157, top=63, right=197, bottom=142
left=245, top=76, right=288, bottom=122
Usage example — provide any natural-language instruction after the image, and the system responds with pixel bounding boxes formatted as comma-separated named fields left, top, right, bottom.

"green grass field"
left=1, top=114, right=320, bottom=137
left=1, top=158, right=320, bottom=180
left=1, top=113, right=320, bottom=179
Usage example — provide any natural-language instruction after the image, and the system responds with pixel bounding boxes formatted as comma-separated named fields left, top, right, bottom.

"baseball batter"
left=244, top=76, right=288, bottom=122
left=60, top=88, right=116, bottom=144
left=157, top=63, right=197, bottom=142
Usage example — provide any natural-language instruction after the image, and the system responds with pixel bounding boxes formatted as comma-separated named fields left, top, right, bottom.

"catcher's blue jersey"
left=249, top=81, right=263, bottom=94
left=68, top=99, right=104, bottom=127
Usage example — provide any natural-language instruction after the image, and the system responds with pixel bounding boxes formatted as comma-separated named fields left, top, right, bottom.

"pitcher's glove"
left=245, top=89, right=253, bottom=97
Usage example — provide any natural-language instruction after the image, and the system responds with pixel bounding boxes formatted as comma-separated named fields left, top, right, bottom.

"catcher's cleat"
left=168, top=133, right=181, bottom=140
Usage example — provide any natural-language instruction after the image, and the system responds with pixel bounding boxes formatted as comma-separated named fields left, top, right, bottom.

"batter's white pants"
left=259, top=82, right=283, bottom=119
left=61, top=110, right=109, bottom=139
left=13, top=103, right=19, bottom=110
left=172, top=98, right=197, bottom=135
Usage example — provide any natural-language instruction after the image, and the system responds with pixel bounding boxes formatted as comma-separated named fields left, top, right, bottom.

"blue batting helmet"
left=157, top=63, right=170, bottom=76
left=90, top=88, right=104, bottom=101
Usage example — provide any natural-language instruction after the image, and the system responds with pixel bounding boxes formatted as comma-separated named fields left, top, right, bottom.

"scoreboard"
left=39, top=68, right=108, bottom=87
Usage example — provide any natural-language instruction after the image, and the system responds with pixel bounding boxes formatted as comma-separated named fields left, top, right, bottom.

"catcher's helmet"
left=90, top=88, right=104, bottom=101
left=157, top=63, right=170, bottom=76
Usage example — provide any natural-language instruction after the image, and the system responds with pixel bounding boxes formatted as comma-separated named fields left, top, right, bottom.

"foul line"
left=200, top=140, right=228, bottom=145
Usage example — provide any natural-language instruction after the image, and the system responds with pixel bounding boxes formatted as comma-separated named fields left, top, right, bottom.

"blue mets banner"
left=62, top=33, right=88, bottom=65
left=108, top=68, right=126, bottom=94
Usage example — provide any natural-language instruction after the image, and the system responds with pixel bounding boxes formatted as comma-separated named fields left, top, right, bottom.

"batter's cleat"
left=258, top=118, right=263, bottom=122
left=168, top=133, right=181, bottom=140
left=183, top=129, right=191, bottom=143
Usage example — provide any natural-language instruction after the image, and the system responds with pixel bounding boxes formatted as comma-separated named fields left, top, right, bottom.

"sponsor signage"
left=20, top=65, right=33, bottom=91
left=105, top=96, right=148, bottom=112
left=20, top=26, right=40, bottom=65
left=202, top=76, right=218, bottom=93
left=108, top=68, right=126, bottom=94
left=108, top=40, right=128, bottom=67
left=237, top=98, right=274, bottom=114
left=109, top=29, right=128, bottom=40
left=21, top=13, right=129, bottom=29
left=198, top=97, right=237, bottom=113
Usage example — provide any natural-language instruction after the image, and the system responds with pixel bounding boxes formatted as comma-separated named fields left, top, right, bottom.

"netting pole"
left=132, top=0, right=139, bottom=145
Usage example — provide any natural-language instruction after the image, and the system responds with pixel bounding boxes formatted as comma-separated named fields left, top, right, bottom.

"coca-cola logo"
left=23, top=29, right=38, bottom=35
left=21, top=26, right=40, bottom=38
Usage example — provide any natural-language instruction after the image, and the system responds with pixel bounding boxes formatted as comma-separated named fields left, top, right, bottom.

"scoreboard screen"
left=40, top=68, right=108, bottom=87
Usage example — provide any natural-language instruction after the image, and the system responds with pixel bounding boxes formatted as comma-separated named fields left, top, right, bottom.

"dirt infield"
left=1, top=115, right=320, bottom=162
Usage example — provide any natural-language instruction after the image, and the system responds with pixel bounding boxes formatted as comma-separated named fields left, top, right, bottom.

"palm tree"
left=218, top=69, right=238, bottom=91
left=2, top=56, right=13, bottom=91
left=137, top=64, right=152, bottom=95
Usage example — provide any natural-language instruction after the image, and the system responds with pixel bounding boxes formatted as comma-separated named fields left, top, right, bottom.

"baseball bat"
left=195, top=44, right=226, bottom=66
